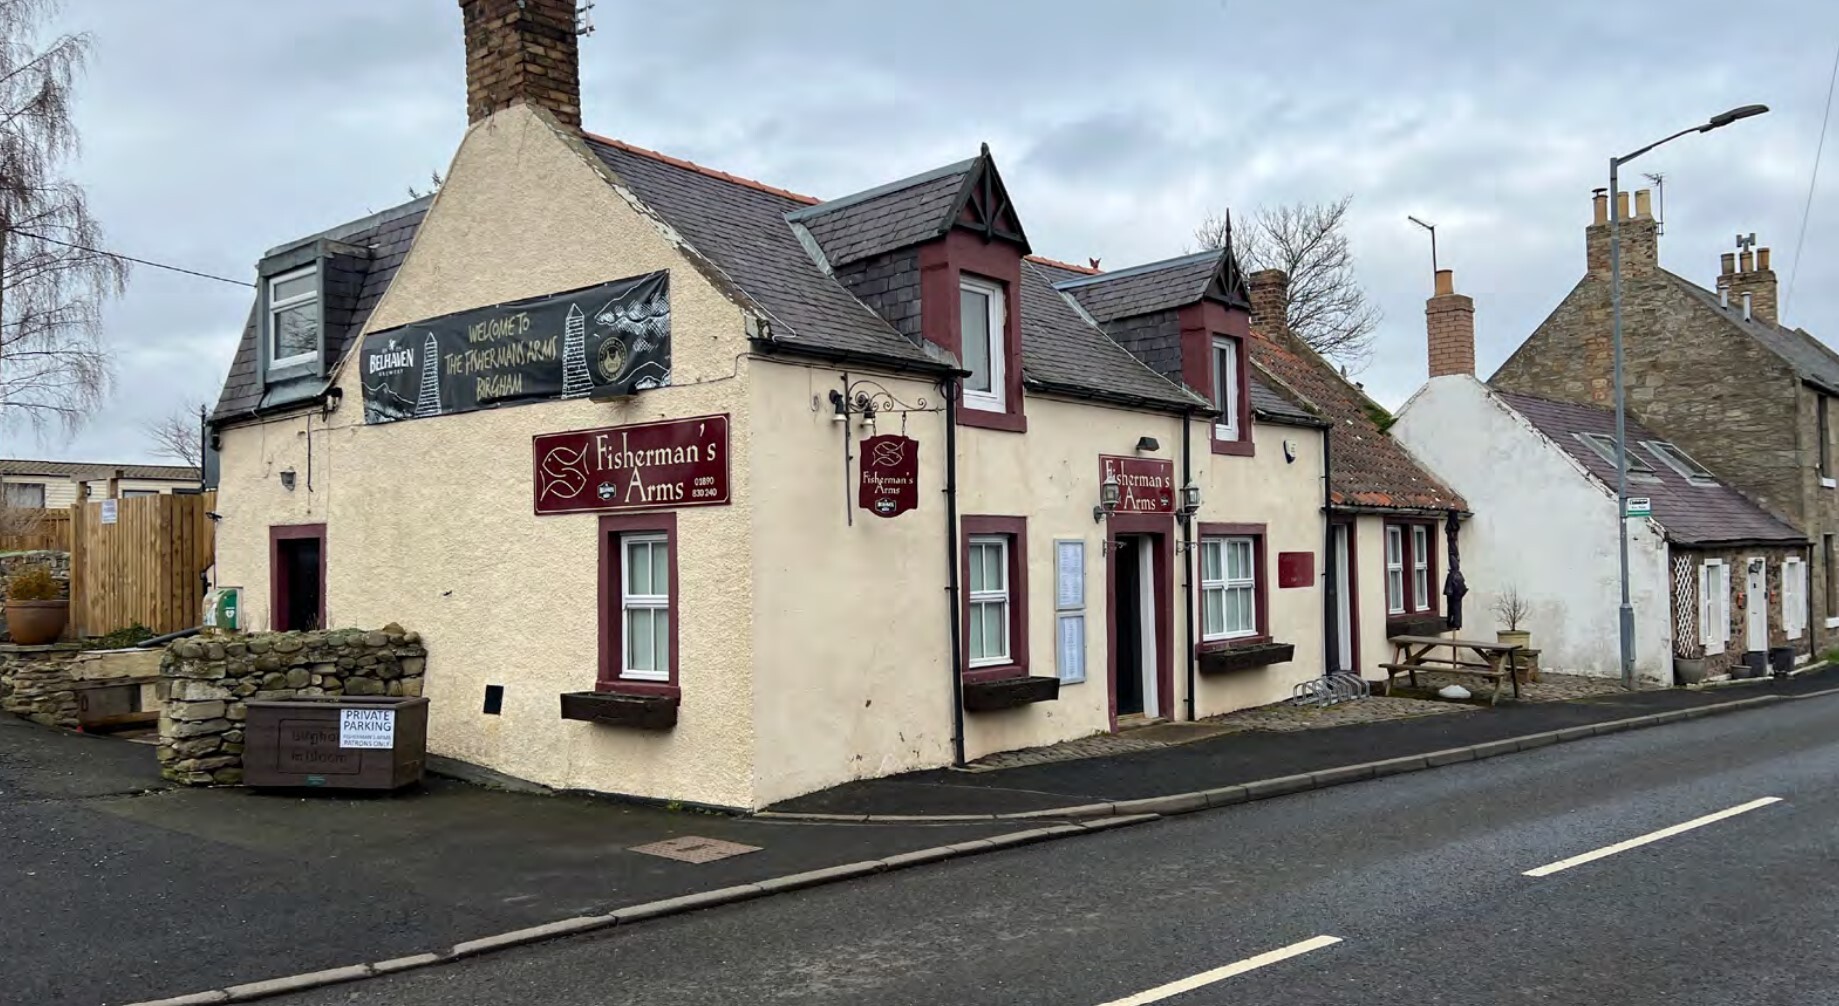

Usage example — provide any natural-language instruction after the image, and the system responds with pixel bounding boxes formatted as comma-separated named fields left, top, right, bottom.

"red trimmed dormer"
left=789, top=145, right=1032, bottom=431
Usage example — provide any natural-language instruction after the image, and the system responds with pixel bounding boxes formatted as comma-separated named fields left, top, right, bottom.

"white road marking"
left=1094, top=934, right=1343, bottom=1005
left=1524, top=796, right=1784, bottom=878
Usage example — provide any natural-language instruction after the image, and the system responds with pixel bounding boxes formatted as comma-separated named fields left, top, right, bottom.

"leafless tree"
left=0, top=0, right=125, bottom=434
left=142, top=401, right=204, bottom=467
left=1196, top=195, right=1381, bottom=370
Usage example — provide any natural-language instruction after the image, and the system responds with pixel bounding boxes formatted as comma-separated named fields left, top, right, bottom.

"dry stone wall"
left=0, top=644, right=85, bottom=727
left=159, top=624, right=425, bottom=785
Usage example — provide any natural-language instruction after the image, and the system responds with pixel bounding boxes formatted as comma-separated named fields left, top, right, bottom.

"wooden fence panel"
left=69, top=492, right=215, bottom=636
left=0, top=508, right=72, bottom=552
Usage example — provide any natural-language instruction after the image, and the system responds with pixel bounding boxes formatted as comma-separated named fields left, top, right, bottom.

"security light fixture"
left=829, top=390, right=849, bottom=423
left=1135, top=436, right=1160, bottom=453
left=279, top=469, right=296, bottom=491
left=1093, top=472, right=1121, bottom=523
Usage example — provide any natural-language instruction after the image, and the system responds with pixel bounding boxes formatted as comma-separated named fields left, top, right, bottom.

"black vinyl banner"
left=360, top=271, right=670, bottom=425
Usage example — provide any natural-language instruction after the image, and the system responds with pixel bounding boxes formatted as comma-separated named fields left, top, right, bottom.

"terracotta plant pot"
left=5, top=599, right=68, bottom=645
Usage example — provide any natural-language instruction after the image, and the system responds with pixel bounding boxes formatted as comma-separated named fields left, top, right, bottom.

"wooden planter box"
left=1198, top=642, right=1295, bottom=675
left=559, top=690, right=679, bottom=730
left=962, top=675, right=1060, bottom=712
left=244, top=696, right=429, bottom=790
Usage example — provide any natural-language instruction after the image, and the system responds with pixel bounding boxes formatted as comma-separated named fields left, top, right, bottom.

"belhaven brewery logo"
left=533, top=415, right=731, bottom=515
left=367, top=338, right=415, bottom=376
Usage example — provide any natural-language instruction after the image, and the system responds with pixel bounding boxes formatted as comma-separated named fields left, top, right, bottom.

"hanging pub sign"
left=1098, top=455, right=1175, bottom=514
left=858, top=434, right=920, bottom=518
left=360, top=271, right=670, bottom=425
left=533, top=414, right=729, bottom=515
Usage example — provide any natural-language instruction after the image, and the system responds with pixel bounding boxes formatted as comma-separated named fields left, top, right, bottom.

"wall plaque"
left=1098, top=455, right=1175, bottom=514
left=858, top=435, right=919, bottom=518
left=533, top=415, right=729, bottom=515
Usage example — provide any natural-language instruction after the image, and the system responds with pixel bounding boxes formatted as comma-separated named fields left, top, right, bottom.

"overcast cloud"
left=20, top=0, right=1839, bottom=462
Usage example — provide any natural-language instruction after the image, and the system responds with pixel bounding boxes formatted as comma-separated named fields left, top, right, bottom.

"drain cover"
left=629, top=836, right=762, bottom=864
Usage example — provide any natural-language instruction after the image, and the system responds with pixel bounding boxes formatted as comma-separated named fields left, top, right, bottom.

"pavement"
left=0, top=715, right=1022, bottom=1006
left=264, top=685, right=1839, bottom=1005
left=767, top=666, right=1839, bottom=816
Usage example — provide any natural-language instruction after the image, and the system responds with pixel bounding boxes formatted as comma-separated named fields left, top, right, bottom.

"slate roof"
left=1249, top=329, right=1467, bottom=512
left=587, top=137, right=943, bottom=371
left=0, top=459, right=199, bottom=480
left=211, top=198, right=431, bottom=420
left=1660, top=270, right=1839, bottom=392
left=787, top=159, right=976, bottom=270
left=1016, top=261, right=1206, bottom=411
left=1496, top=390, right=1804, bottom=546
left=1055, top=251, right=1224, bottom=323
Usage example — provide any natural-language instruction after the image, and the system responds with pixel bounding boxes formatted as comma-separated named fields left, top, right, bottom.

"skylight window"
left=1575, top=432, right=1655, bottom=474
left=1644, top=441, right=1718, bottom=485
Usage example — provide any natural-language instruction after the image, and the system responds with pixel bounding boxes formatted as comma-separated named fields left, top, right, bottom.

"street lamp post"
left=1609, top=103, right=1768, bottom=689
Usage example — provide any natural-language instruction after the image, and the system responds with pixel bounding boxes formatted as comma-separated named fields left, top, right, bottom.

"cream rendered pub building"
left=207, top=1, right=1330, bottom=809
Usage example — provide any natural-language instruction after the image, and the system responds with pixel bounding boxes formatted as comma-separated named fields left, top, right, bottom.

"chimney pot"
left=1757, top=247, right=1771, bottom=271
left=1634, top=189, right=1653, bottom=219
left=1434, top=268, right=1454, bottom=296
left=1721, top=252, right=1737, bottom=276
left=1592, top=190, right=1609, bottom=225
left=1616, top=191, right=1631, bottom=221
left=1740, top=249, right=1755, bottom=273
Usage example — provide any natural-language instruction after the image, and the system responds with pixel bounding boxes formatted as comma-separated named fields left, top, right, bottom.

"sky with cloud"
left=18, top=0, right=1839, bottom=462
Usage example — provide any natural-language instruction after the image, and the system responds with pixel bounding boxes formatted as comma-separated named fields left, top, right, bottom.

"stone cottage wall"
left=159, top=624, right=425, bottom=785
left=0, top=644, right=85, bottom=727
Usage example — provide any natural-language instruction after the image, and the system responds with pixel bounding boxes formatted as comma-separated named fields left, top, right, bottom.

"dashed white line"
left=1524, top=796, right=1784, bottom=877
left=1093, top=934, right=1343, bottom=1005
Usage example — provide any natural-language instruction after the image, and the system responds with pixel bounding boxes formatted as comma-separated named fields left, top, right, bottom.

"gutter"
left=750, top=336, right=959, bottom=379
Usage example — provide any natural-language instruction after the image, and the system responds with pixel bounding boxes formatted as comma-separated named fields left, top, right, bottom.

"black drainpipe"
left=1181, top=410, right=1197, bottom=722
left=1321, top=425, right=1338, bottom=673
left=943, top=382, right=966, bottom=767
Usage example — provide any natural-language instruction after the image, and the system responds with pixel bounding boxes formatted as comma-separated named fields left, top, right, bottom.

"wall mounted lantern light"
left=1178, top=482, right=1203, bottom=522
left=1093, top=472, right=1121, bottom=523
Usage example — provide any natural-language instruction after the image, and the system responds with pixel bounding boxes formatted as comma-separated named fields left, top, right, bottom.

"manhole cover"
left=629, top=836, right=762, bottom=864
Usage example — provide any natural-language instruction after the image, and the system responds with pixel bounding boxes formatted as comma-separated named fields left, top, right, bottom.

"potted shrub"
left=1493, top=586, right=1531, bottom=649
left=4, top=563, right=68, bottom=645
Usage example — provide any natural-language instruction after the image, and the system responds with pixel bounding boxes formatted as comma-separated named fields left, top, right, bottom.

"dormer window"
left=268, top=266, right=320, bottom=372
left=1212, top=335, right=1241, bottom=441
left=960, top=275, right=1006, bottom=412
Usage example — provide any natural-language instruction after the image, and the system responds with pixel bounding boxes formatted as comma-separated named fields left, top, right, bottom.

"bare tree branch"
left=142, top=401, right=203, bottom=467
left=1196, top=195, right=1381, bottom=371
left=0, top=0, right=123, bottom=435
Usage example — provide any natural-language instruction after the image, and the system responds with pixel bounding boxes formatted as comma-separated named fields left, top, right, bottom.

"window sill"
left=1822, top=477, right=1836, bottom=489
left=963, top=664, right=1028, bottom=685
left=1196, top=634, right=1272, bottom=654
left=560, top=688, right=679, bottom=729
left=959, top=406, right=1027, bottom=433
left=1826, top=616, right=1839, bottom=629
left=1211, top=437, right=1254, bottom=457
left=1198, top=641, right=1295, bottom=675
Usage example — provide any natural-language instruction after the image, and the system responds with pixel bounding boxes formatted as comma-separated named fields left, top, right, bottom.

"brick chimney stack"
left=459, top=0, right=582, bottom=128
left=1247, top=269, right=1290, bottom=340
left=1585, top=188, right=1660, bottom=277
left=1425, top=268, right=1475, bottom=378
left=1716, top=242, right=1779, bottom=326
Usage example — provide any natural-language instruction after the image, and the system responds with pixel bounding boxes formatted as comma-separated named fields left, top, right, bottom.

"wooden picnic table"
left=1379, top=634, right=1522, bottom=705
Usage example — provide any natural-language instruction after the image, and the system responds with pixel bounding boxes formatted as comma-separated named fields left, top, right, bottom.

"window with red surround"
left=1384, top=519, right=1438, bottom=617
left=1178, top=300, right=1253, bottom=456
left=922, top=231, right=1026, bottom=432
left=1196, top=522, right=1267, bottom=650
left=961, top=515, right=1028, bottom=682
left=597, top=512, right=680, bottom=698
